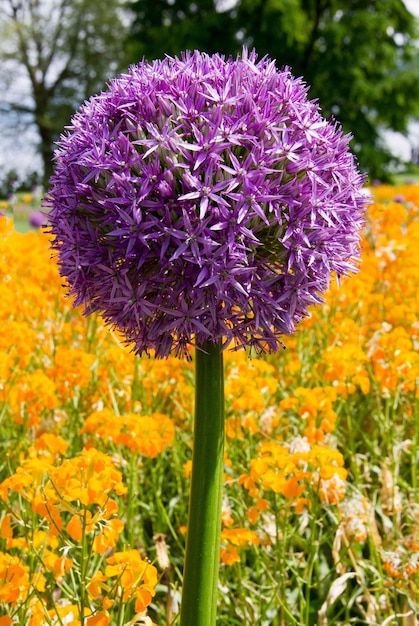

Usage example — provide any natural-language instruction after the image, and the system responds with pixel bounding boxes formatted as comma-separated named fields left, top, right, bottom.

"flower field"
left=0, top=182, right=419, bottom=625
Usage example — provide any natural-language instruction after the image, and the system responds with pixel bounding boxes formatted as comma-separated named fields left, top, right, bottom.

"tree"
left=126, top=0, right=238, bottom=61
left=0, top=0, right=129, bottom=186
left=126, top=0, right=419, bottom=179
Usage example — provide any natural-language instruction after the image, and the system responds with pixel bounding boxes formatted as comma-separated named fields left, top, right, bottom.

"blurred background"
left=0, top=0, right=418, bottom=197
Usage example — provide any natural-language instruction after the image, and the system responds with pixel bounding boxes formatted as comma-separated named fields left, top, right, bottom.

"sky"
left=0, top=0, right=418, bottom=186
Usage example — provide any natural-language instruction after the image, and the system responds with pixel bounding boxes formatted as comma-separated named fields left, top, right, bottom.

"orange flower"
left=220, top=545, right=241, bottom=566
left=0, top=552, right=30, bottom=605
left=0, top=514, right=13, bottom=545
left=92, top=518, right=124, bottom=554
left=45, top=448, right=127, bottom=507
left=7, top=369, right=58, bottom=427
left=34, top=433, right=69, bottom=459
left=82, top=409, right=175, bottom=458
left=220, top=528, right=260, bottom=566
left=48, top=346, right=96, bottom=397
left=88, top=572, right=108, bottom=598
left=42, top=550, right=73, bottom=578
left=105, top=550, right=157, bottom=606
left=221, top=527, right=260, bottom=547
left=86, top=613, right=110, bottom=626
left=66, top=514, right=83, bottom=541
left=0, top=458, right=54, bottom=502
left=31, top=497, right=63, bottom=536
left=48, top=603, right=82, bottom=625
left=243, top=437, right=347, bottom=506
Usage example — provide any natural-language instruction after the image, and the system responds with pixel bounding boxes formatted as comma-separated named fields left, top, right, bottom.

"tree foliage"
left=127, top=0, right=419, bottom=179
left=127, top=0, right=237, bottom=61
left=0, top=0, right=129, bottom=185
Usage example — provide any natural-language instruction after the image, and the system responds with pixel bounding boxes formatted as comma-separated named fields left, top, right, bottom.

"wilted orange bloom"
left=338, top=495, right=370, bottom=543
left=382, top=548, right=419, bottom=583
left=318, top=473, right=347, bottom=504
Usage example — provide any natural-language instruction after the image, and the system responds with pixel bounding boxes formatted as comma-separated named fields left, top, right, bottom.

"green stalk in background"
left=180, top=341, right=224, bottom=626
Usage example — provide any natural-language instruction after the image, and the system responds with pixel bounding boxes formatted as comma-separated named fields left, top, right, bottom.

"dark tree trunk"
left=33, top=80, right=55, bottom=188
left=39, top=125, right=55, bottom=189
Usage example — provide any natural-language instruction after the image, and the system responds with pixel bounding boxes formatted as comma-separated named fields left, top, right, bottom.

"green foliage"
left=127, top=0, right=238, bottom=60
left=126, top=0, right=419, bottom=180
left=0, top=0, right=129, bottom=186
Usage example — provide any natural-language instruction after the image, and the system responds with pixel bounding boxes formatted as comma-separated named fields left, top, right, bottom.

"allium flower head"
left=45, top=50, right=366, bottom=358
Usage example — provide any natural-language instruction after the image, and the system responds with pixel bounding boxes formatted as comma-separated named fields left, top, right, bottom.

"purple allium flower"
left=29, top=210, right=48, bottom=229
left=45, top=50, right=366, bottom=358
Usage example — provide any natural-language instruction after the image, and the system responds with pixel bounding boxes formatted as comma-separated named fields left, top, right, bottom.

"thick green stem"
left=180, top=341, right=224, bottom=626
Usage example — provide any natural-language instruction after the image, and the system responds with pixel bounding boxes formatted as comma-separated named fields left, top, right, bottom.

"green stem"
left=80, top=509, right=88, bottom=626
left=180, top=341, right=224, bottom=626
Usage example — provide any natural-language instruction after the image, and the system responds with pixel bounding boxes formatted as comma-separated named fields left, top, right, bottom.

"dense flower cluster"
left=82, top=408, right=175, bottom=457
left=46, top=50, right=366, bottom=357
left=239, top=436, right=347, bottom=513
left=0, top=444, right=157, bottom=625
left=1, top=183, right=419, bottom=623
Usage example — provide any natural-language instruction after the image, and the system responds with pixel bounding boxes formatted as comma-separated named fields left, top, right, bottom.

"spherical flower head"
left=45, top=49, right=367, bottom=358
left=29, top=210, right=48, bottom=229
